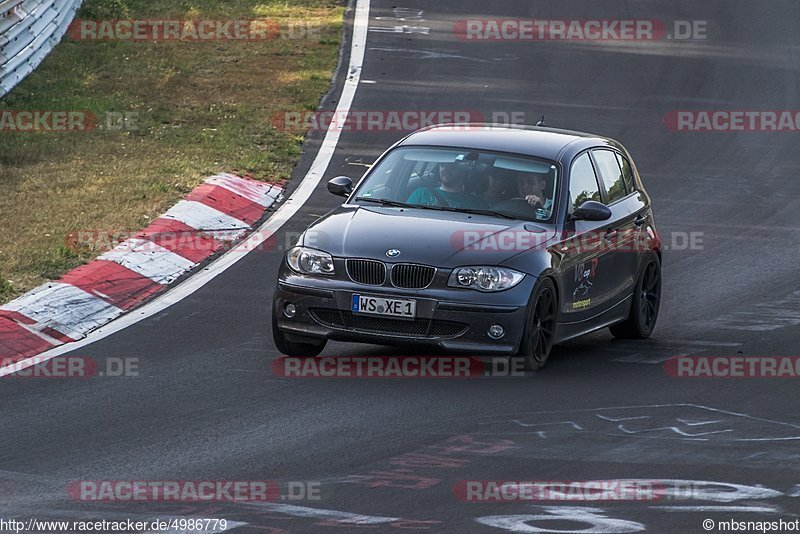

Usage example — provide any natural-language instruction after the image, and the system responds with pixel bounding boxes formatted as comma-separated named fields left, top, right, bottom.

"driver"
left=407, top=163, right=488, bottom=209
left=517, top=172, right=552, bottom=211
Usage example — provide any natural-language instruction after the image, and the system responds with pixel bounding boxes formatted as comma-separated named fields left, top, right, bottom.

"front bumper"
left=273, top=273, right=534, bottom=356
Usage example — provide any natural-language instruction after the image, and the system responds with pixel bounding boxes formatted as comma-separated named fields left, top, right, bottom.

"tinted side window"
left=615, top=153, right=636, bottom=193
left=569, top=152, right=601, bottom=212
left=592, top=149, right=627, bottom=203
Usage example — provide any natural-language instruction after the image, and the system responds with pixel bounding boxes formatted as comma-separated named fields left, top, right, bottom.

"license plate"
left=352, top=294, right=416, bottom=319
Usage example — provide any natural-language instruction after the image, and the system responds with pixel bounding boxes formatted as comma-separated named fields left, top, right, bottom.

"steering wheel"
left=491, top=197, right=549, bottom=219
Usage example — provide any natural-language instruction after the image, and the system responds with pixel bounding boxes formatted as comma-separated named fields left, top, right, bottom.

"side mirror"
left=571, top=200, right=612, bottom=221
left=327, top=176, right=353, bottom=197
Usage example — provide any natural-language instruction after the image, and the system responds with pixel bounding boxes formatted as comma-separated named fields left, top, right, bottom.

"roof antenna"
left=536, top=115, right=546, bottom=127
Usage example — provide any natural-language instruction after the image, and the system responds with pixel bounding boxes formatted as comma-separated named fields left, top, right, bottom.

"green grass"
left=0, top=0, right=343, bottom=303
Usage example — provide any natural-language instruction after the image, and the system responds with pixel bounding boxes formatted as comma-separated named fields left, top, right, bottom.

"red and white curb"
left=0, top=173, right=283, bottom=367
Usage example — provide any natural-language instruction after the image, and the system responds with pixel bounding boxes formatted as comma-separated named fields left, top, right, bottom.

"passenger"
left=407, top=163, right=488, bottom=209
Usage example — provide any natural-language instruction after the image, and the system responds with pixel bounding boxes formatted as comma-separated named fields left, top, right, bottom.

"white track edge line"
left=0, top=0, right=370, bottom=378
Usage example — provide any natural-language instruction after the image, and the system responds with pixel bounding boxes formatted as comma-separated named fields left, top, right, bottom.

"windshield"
left=351, top=146, right=559, bottom=223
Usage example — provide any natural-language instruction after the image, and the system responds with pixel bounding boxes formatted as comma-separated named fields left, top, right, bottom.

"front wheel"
left=271, top=312, right=327, bottom=357
left=515, top=278, right=558, bottom=371
left=610, top=253, right=661, bottom=339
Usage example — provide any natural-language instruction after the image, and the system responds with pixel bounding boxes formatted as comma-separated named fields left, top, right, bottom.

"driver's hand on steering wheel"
left=524, top=194, right=544, bottom=207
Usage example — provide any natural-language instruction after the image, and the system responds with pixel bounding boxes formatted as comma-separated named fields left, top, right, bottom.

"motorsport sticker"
left=571, top=258, right=598, bottom=309
left=572, top=298, right=591, bottom=310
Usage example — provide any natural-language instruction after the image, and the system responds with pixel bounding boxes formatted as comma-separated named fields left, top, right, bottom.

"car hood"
left=301, top=205, right=557, bottom=268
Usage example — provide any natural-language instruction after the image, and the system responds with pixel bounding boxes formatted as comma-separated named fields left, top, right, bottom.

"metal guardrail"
left=0, top=0, right=82, bottom=98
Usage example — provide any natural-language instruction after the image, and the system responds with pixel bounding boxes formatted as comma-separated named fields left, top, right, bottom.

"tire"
left=272, top=312, right=326, bottom=357
left=610, top=253, right=661, bottom=339
left=515, top=277, right=558, bottom=371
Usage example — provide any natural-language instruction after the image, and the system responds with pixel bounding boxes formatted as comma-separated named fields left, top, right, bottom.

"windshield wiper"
left=355, top=197, right=522, bottom=221
left=452, top=208, right=520, bottom=220
left=353, top=197, right=416, bottom=208
left=356, top=197, right=465, bottom=214
left=414, top=204, right=520, bottom=220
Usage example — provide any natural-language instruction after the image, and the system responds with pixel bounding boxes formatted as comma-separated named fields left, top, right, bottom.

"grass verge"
left=0, top=0, right=344, bottom=303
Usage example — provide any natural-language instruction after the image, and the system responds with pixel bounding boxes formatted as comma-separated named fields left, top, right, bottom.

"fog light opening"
left=284, top=303, right=297, bottom=318
left=488, top=324, right=504, bottom=339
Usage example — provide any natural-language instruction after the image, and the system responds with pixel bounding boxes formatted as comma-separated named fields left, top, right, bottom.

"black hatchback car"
left=272, top=124, right=661, bottom=370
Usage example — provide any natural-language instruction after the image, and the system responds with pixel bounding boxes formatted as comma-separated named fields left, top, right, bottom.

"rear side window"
left=615, top=153, right=636, bottom=193
left=569, top=152, right=601, bottom=212
left=592, top=149, right=627, bottom=203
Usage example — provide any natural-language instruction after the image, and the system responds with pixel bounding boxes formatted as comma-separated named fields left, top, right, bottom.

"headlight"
left=287, top=247, right=335, bottom=275
left=448, top=266, right=525, bottom=292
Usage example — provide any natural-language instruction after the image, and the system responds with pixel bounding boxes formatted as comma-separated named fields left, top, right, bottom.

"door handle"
left=604, top=229, right=618, bottom=240
left=634, top=214, right=647, bottom=227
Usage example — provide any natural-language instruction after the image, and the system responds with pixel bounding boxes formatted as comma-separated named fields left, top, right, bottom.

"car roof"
left=396, top=123, right=614, bottom=161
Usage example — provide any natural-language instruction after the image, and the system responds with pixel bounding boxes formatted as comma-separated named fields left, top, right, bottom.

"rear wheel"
left=271, top=312, right=326, bottom=357
left=610, top=253, right=661, bottom=339
left=515, top=278, right=558, bottom=371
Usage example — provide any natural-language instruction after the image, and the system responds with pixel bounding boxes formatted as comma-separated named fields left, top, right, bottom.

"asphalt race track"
left=2, top=1, right=800, bottom=532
